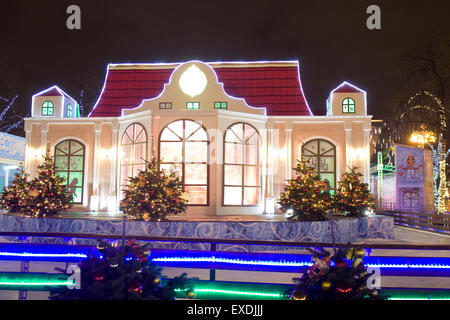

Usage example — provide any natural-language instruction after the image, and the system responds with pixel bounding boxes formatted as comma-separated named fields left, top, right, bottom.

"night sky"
left=1, top=0, right=449, bottom=127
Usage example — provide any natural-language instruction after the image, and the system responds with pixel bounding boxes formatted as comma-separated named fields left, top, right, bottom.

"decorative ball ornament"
left=186, top=288, right=196, bottom=299
left=354, top=247, right=365, bottom=259
left=152, top=276, right=161, bottom=286
left=321, top=280, right=332, bottom=291
left=93, top=272, right=104, bottom=281
left=290, top=289, right=307, bottom=300
left=127, top=279, right=142, bottom=293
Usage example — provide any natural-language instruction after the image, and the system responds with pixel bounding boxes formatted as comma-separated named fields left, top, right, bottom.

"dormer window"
left=342, top=97, right=355, bottom=113
left=67, top=104, right=72, bottom=117
left=42, top=101, right=54, bottom=116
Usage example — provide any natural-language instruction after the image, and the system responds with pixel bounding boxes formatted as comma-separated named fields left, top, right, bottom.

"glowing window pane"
left=121, top=145, right=133, bottom=164
left=185, top=142, right=207, bottom=162
left=160, top=128, right=180, bottom=141
left=244, top=144, right=258, bottom=164
left=185, top=121, right=201, bottom=139
left=121, top=166, right=131, bottom=185
left=244, top=187, right=260, bottom=205
left=67, top=104, right=72, bottom=117
left=160, top=142, right=183, bottom=163
left=224, top=165, right=242, bottom=185
left=342, top=98, right=355, bottom=113
left=72, top=188, right=82, bottom=203
left=69, top=156, right=83, bottom=170
left=54, top=139, right=85, bottom=204
left=134, top=143, right=146, bottom=163
left=225, top=130, right=240, bottom=143
left=68, top=172, right=83, bottom=187
left=188, top=128, right=207, bottom=141
left=231, top=124, right=243, bottom=142
left=160, top=163, right=182, bottom=178
left=185, top=186, right=207, bottom=205
left=244, top=166, right=259, bottom=186
left=54, top=157, right=69, bottom=170
left=224, top=187, right=242, bottom=205
left=185, top=164, right=207, bottom=184
left=135, top=128, right=146, bottom=143
left=319, top=140, right=334, bottom=155
left=42, top=101, right=54, bottom=116
left=225, top=143, right=243, bottom=164
left=168, top=121, right=183, bottom=136
left=244, top=124, right=257, bottom=142
left=320, top=157, right=335, bottom=172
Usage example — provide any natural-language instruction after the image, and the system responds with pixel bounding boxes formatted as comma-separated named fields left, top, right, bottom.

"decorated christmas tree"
left=120, top=159, right=188, bottom=221
left=290, top=246, right=387, bottom=300
left=0, top=165, right=30, bottom=213
left=27, top=154, right=73, bottom=217
left=50, top=239, right=196, bottom=300
left=333, top=167, right=375, bottom=216
left=278, top=160, right=332, bottom=221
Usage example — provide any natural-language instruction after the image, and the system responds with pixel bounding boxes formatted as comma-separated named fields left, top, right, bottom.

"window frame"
left=119, top=123, right=148, bottom=196
left=54, top=139, right=85, bottom=204
left=158, top=119, right=210, bottom=206
left=342, top=97, right=355, bottom=113
left=301, top=139, right=336, bottom=195
left=159, top=102, right=172, bottom=109
left=186, top=102, right=200, bottom=110
left=42, top=101, right=54, bottom=116
left=67, top=104, right=72, bottom=117
left=214, top=102, right=227, bottom=110
left=222, top=122, right=262, bottom=207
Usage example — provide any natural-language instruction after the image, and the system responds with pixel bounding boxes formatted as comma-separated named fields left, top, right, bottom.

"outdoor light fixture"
left=410, top=125, right=436, bottom=148
left=179, top=65, right=207, bottom=97
left=90, top=196, right=99, bottom=212
left=265, top=198, right=275, bottom=215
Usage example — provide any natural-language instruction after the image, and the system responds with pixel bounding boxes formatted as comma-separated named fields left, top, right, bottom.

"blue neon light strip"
left=1, top=244, right=450, bottom=274
left=0, top=243, right=92, bottom=262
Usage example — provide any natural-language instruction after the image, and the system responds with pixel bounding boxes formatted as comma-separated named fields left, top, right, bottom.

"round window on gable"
left=342, top=97, right=355, bottom=113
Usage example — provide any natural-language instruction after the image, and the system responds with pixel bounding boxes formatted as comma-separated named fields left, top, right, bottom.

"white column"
left=363, top=128, right=371, bottom=187
left=267, top=128, right=276, bottom=197
left=24, top=122, right=32, bottom=175
left=41, top=123, right=48, bottom=157
left=285, top=123, right=293, bottom=181
left=93, top=123, right=101, bottom=196
left=344, top=123, right=352, bottom=169
left=110, top=122, right=119, bottom=194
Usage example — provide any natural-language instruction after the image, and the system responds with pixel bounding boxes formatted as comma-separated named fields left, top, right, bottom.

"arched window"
left=54, top=139, right=85, bottom=203
left=223, top=123, right=261, bottom=206
left=42, top=101, right=54, bottom=116
left=67, top=104, right=72, bottom=117
left=342, top=97, right=355, bottom=113
left=120, top=123, right=148, bottom=192
left=302, top=139, right=336, bottom=196
left=159, top=119, right=209, bottom=205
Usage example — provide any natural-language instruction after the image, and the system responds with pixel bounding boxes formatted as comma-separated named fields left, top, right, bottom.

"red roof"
left=89, top=61, right=312, bottom=117
left=35, top=87, right=63, bottom=96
